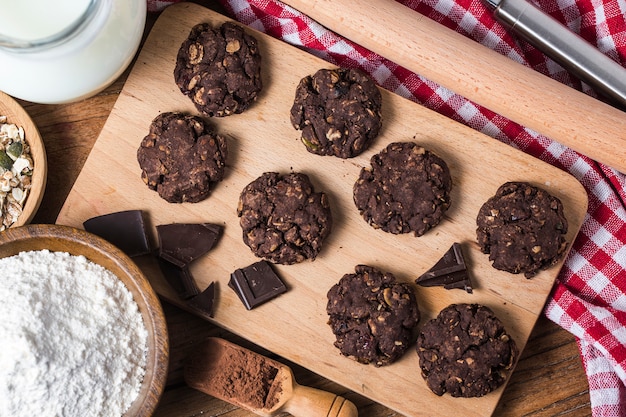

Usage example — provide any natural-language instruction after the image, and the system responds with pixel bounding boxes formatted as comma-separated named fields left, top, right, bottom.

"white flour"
left=0, top=250, right=148, bottom=416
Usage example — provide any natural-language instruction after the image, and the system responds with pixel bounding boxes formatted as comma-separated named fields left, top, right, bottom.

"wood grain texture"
left=19, top=1, right=591, bottom=415
left=280, top=0, right=626, bottom=174
left=53, top=3, right=588, bottom=416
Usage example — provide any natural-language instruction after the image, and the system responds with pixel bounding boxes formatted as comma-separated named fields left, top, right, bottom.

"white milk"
left=0, top=0, right=146, bottom=104
left=0, top=0, right=91, bottom=41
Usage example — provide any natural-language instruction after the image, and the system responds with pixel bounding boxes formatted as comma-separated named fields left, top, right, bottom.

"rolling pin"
left=281, top=0, right=626, bottom=174
left=185, top=337, right=358, bottom=417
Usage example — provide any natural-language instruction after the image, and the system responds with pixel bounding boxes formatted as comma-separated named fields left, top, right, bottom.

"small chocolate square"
left=83, top=210, right=151, bottom=257
left=228, top=261, right=287, bottom=310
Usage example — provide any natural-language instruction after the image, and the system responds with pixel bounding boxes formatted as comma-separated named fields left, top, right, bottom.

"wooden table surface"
left=22, top=2, right=591, bottom=415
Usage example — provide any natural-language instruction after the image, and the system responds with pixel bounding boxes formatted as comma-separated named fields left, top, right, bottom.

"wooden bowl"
left=0, top=90, right=47, bottom=227
left=0, top=224, right=169, bottom=417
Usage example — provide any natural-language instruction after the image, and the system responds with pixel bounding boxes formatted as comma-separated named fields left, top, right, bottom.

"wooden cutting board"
left=56, top=3, right=587, bottom=416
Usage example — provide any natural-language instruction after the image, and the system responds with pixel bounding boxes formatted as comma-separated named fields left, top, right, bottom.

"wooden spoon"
left=185, top=337, right=358, bottom=417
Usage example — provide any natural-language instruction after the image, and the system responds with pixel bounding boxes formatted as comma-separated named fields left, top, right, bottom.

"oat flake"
left=0, top=250, right=148, bottom=416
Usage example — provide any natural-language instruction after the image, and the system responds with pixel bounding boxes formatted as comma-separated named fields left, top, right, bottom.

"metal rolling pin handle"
left=484, top=0, right=626, bottom=109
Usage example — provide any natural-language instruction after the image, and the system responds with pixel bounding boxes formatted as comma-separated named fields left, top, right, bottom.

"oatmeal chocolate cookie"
left=237, top=172, right=332, bottom=265
left=137, top=112, right=227, bottom=203
left=353, top=142, right=452, bottom=236
left=326, top=265, right=420, bottom=367
left=290, top=68, right=382, bottom=158
left=416, top=303, right=518, bottom=398
left=476, top=181, right=568, bottom=278
left=174, top=22, right=262, bottom=117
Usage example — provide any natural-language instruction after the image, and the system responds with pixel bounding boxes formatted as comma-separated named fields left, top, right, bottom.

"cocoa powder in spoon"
left=208, top=342, right=281, bottom=409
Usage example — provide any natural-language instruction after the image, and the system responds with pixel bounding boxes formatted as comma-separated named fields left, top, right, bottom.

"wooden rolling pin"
left=282, top=0, right=626, bottom=174
left=185, top=338, right=358, bottom=417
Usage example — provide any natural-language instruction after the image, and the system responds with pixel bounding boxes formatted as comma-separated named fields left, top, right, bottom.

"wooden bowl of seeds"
left=0, top=90, right=47, bottom=229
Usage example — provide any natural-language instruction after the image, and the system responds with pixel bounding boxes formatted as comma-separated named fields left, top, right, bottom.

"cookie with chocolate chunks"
left=476, top=181, right=568, bottom=278
left=326, top=265, right=420, bottom=367
left=237, top=172, right=332, bottom=265
left=174, top=22, right=262, bottom=117
left=353, top=142, right=452, bottom=236
left=137, top=112, right=227, bottom=203
left=290, top=68, right=382, bottom=158
left=416, top=303, right=518, bottom=398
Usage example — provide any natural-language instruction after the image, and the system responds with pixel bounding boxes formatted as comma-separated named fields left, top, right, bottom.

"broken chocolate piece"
left=187, top=282, right=216, bottom=317
left=83, top=210, right=151, bottom=257
left=157, top=257, right=201, bottom=300
left=156, top=223, right=223, bottom=268
left=416, top=243, right=473, bottom=293
left=228, top=261, right=287, bottom=310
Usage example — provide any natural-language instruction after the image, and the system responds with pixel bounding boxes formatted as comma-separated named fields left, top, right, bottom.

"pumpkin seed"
left=0, top=151, right=14, bottom=170
left=6, top=141, right=23, bottom=160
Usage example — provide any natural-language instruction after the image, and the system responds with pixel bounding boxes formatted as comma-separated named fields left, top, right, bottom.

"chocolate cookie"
left=416, top=303, right=518, bottom=398
left=237, top=172, right=332, bottom=265
left=174, top=22, right=262, bottom=117
left=137, top=112, right=227, bottom=203
left=353, top=142, right=452, bottom=236
left=290, top=68, right=382, bottom=158
left=476, top=181, right=568, bottom=278
left=326, top=265, right=420, bottom=366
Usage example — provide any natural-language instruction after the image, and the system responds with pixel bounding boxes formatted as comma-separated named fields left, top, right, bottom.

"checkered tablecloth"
left=149, top=0, right=626, bottom=414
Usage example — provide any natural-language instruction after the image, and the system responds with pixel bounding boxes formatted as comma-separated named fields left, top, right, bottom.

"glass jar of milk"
left=0, top=0, right=146, bottom=104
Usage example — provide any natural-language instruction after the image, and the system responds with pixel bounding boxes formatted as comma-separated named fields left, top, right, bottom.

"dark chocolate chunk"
left=157, top=257, right=200, bottom=300
left=83, top=210, right=151, bottom=257
left=228, top=261, right=287, bottom=310
left=416, top=243, right=473, bottom=293
left=187, top=282, right=216, bottom=317
left=157, top=223, right=223, bottom=268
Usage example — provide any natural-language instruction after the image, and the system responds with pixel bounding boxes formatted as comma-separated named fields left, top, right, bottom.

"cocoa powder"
left=209, top=343, right=280, bottom=409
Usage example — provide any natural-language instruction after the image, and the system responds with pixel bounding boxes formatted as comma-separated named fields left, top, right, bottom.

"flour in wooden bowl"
left=0, top=250, right=148, bottom=416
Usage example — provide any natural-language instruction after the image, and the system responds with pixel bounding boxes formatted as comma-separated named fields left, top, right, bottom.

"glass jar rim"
left=0, top=0, right=101, bottom=52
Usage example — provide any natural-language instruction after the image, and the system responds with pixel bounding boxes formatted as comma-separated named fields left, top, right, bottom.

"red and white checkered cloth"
left=150, top=0, right=626, bottom=414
